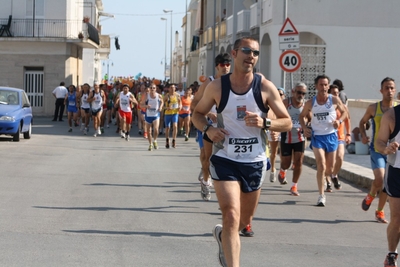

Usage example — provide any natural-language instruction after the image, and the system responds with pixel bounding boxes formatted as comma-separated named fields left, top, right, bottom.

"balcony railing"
left=262, top=0, right=273, bottom=24
left=0, top=18, right=99, bottom=44
left=237, top=10, right=250, bottom=33
left=250, top=2, right=260, bottom=29
left=226, top=15, right=233, bottom=36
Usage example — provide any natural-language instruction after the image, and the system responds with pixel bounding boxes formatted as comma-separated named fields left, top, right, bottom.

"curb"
left=303, top=154, right=373, bottom=190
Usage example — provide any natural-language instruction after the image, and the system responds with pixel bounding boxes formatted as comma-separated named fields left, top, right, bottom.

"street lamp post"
left=160, top=17, right=168, bottom=82
left=163, top=9, right=173, bottom=83
left=103, top=60, right=113, bottom=84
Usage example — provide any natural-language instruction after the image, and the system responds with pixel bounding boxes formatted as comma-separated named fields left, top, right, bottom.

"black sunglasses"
left=238, top=47, right=259, bottom=57
left=296, top=91, right=306, bottom=96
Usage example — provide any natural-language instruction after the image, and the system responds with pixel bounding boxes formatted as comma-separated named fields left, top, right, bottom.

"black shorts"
left=209, top=155, right=265, bottom=193
left=203, top=132, right=212, bottom=143
left=280, top=140, right=305, bottom=157
left=91, top=108, right=102, bottom=116
left=384, top=165, right=400, bottom=198
left=82, top=108, right=90, bottom=114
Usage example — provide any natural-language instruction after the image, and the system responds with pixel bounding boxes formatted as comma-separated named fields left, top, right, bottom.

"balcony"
left=97, top=35, right=110, bottom=59
left=220, top=20, right=226, bottom=38
left=0, top=18, right=99, bottom=48
left=226, top=15, right=233, bottom=36
left=262, top=0, right=273, bottom=24
left=237, top=10, right=250, bottom=33
left=250, top=3, right=260, bottom=29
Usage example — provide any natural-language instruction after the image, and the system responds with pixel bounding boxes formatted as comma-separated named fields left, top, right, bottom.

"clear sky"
left=100, top=0, right=188, bottom=81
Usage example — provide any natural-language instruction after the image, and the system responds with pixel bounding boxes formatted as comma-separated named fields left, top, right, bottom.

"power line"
left=109, top=12, right=185, bottom=17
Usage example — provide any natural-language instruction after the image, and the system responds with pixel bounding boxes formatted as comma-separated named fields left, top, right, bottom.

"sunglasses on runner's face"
left=239, top=47, right=259, bottom=57
left=151, top=87, right=156, bottom=89
left=218, top=63, right=230, bottom=67
left=296, top=91, right=306, bottom=96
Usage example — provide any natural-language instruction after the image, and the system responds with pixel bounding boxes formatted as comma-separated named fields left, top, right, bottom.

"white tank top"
left=310, top=95, right=337, bottom=135
left=91, top=91, right=103, bottom=110
left=215, top=87, right=266, bottom=163
left=119, top=92, right=132, bottom=112
left=145, top=93, right=160, bottom=117
left=81, top=93, right=90, bottom=109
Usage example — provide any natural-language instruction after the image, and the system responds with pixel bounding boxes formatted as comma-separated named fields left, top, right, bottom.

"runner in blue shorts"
left=299, top=75, right=348, bottom=207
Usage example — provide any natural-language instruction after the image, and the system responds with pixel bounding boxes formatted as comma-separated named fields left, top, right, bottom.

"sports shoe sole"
left=332, top=177, right=342, bottom=190
left=212, top=224, right=227, bottom=267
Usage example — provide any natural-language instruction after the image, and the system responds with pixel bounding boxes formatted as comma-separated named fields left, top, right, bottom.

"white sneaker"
left=125, top=134, right=130, bottom=141
left=270, top=172, right=276, bottom=182
left=97, top=128, right=101, bottom=135
left=317, top=194, right=326, bottom=207
left=93, top=132, right=97, bottom=137
left=83, top=128, right=87, bottom=135
left=200, top=178, right=211, bottom=201
left=212, top=224, right=227, bottom=267
left=120, top=131, right=125, bottom=138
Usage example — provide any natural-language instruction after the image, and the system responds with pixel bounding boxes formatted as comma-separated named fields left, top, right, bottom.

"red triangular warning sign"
left=278, top=18, right=299, bottom=36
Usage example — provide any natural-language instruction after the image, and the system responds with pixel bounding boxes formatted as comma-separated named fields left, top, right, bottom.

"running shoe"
left=332, top=176, right=342, bottom=190
left=361, top=193, right=375, bottom=211
left=138, top=129, right=142, bottom=135
left=125, top=134, right=130, bottom=141
left=269, top=172, right=276, bottom=182
left=325, top=182, right=333, bottom=193
left=375, top=210, right=389, bottom=224
left=212, top=224, right=227, bottom=267
left=200, top=178, right=211, bottom=201
left=83, top=128, right=87, bottom=135
left=278, top=170, right=287, bottom=184
left=317, top=194, right=326, bottom=207
left=148, top=144, right=153, bottom=151
left=97, top=128, right=102, bottom=135
left=74, top=122, right=79, bottom=127
left=68, top=128, right=72, bottom=132
left=80, top=124, right=85, bottom=131
left=120, top=131, right=125, bottom=138
left=172, top=139, right=176, bottom=148
left=153, top=141, right=158, bottom=149
left=165, top=138, right=170, bottom=149
left=93, top=132, right=97, bottom=137
left=185, top=134, right=189, bottom=141
left=240, top=224, right=254, bottom=237
left=290, top=185, right=300, bottom=196
left=384, top=252, right=398, bottom=267
left=144, top=132, right=148, bottom=139
left=198, top=170, right=203, bottom=182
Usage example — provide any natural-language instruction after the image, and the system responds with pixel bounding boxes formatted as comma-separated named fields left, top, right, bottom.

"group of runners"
left=56, top=36, right=399, bottom=267
left=61, top=79, right=198, bottom=147
left=189, top=37, right=399, bottom=267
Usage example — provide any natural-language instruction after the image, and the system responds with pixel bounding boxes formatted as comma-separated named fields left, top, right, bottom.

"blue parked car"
left=0, top=87, right=33, bottom=141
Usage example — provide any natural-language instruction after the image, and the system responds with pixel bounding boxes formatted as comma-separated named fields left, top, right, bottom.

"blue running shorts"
left=311, top=132, right=338, bottom=153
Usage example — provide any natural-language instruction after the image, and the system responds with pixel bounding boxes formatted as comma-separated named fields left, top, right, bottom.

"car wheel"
left=13, top=124, right=20, bottom=142
left=23, top=123, right=32, bottom=139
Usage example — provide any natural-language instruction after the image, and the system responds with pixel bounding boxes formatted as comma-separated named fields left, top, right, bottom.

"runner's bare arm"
left=190, top=79, right=211, bottom=112
left=192, top=80, right=228, bottom=142
left=299, top=99, right=313, bottom=137
left=261, top=78, right=291, bottom=132
left=375, top=108, right=398, bottom=154
left=359, top=103, right=375, bottom=144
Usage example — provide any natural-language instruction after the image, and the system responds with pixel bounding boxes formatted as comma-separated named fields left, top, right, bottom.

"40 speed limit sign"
left=279, top=50, right=302, bottom=72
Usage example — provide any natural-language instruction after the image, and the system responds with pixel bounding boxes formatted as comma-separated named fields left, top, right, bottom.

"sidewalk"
left=303, top=148, right=374, bottom=189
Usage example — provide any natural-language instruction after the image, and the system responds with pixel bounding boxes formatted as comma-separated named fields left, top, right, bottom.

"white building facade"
left=178, top=0, right=400, bottom=100
left=0, top=0, right=109, bottom=115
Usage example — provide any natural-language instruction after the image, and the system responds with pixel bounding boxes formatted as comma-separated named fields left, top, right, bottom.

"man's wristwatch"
left=203, top=124, right=212, bottom=134
left=263, top=118, right=271, bottom=129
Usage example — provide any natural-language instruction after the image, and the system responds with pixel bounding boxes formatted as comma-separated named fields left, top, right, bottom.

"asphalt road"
left=0, top=117, right=389, bottom=267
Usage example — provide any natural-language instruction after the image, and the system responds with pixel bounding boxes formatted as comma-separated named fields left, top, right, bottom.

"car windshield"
left=0, top=89, right=19, bottom=105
